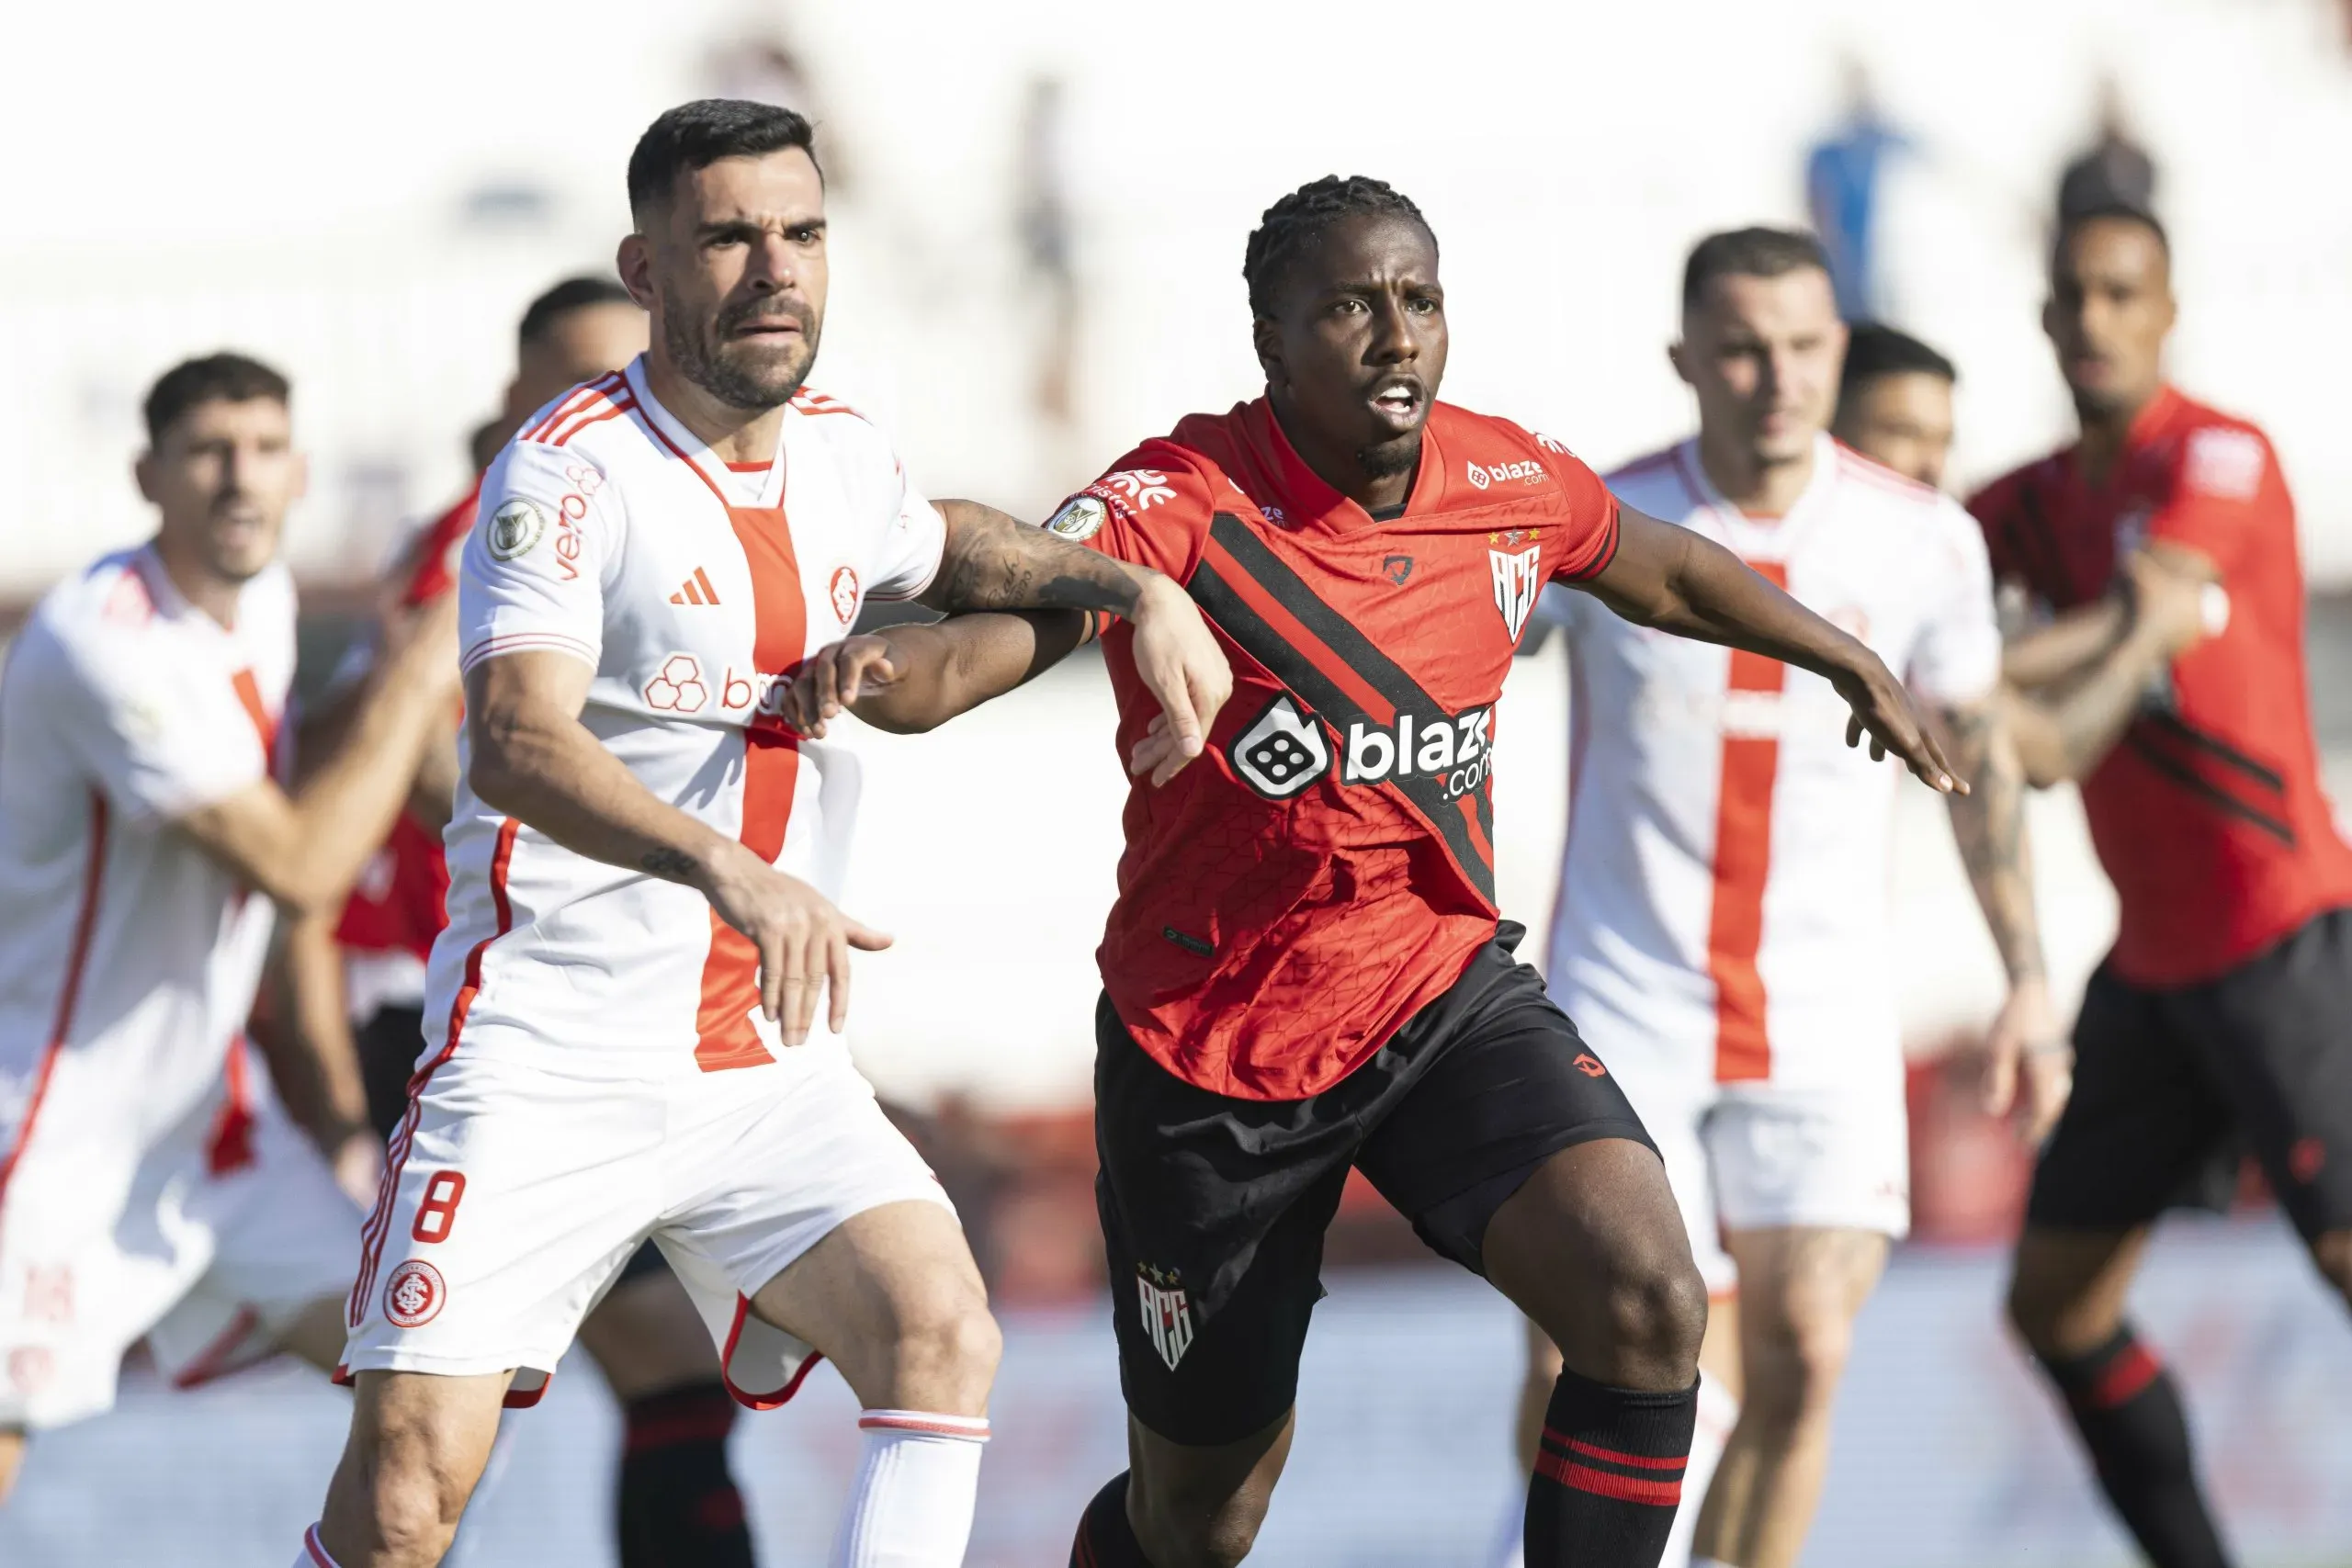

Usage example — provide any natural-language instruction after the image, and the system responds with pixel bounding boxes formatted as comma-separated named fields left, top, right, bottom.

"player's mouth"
left=1366, top=377, right=1425, bottom=428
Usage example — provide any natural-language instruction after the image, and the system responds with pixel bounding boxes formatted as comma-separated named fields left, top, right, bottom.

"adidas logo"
left=670, top=568, right=721, bottom=606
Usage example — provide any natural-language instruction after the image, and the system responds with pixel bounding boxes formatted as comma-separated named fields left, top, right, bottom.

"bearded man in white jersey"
left=298, top=101, right=1228, bottom=1568
left=1504, top=229, right=2064, bottom=1568
left=0, top=354, right=458, bottom=1507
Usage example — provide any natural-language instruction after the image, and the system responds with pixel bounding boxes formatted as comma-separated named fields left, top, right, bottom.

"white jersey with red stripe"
left=1545, top=434, right=2000, bottom=1093
left=0, top=547, right=291, bottom=1137
left=427, top=357, right=946, bottom=1084
left=0, top=547, right=360, bottom=1429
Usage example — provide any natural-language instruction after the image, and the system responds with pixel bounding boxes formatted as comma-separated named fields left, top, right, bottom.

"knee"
left=1132, top=1483, right=1268, bottom=1568
left=890, top=1288, right=1003, bottom=1408
left=1590, top=1241, right=1709, bottom=1388
left=345, top=1424, right=471, bottom=1562
left=2311, top=1231, right=2352, bottom=1304
left=1741, top=1309, right=1855, bottom=1427
left=2006, top=1261, right=2097, bottom=1359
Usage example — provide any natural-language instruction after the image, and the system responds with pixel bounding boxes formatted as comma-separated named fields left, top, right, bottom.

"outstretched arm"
left=1577, top=506, right=1962, bottom=793
left=909, top=498, right=1231, bottom=775
left=786, top=613, right=1090, bottom=733
left=1936, top=698, right=2069, bottom=1142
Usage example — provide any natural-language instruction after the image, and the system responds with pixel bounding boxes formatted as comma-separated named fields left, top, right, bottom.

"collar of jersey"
left=1674, top=430, right=1837, bottom=542
left=1240, top=394, right=1444, bottom=533
left=624, top=356, right=789, bottom=510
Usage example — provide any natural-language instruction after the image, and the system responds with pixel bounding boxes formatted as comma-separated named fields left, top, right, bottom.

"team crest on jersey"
left=1489, top=544, right=1544, bottom=639
left=828, top=565, right=861, bottom=626
left=1229, top=694, right=1331, bottom=799
left=383, top=1260, right=447, bottom=1328
left=486, top=498, right=548, bottom=561
left=1136, top=1264, right=1195, bottom=1371
left=1046, top=494, right=1107, bottom=542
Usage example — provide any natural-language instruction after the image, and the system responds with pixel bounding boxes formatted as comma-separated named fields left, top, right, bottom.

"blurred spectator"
left=1016, top=74, right=1081, bottom=431
left=1804, top=58, right=1910, bottom=320
left=2055, top=76, right=2157, bottom=224
left=704, top=16, right=852, bottom=192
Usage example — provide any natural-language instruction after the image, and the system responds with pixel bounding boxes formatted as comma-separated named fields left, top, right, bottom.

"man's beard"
left=663, top=286, right=820, bottom=411
left=1355, top=432, right=1421, bottom=481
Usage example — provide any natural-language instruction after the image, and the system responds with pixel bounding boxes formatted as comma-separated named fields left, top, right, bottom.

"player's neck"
left=148, top=532, right=242, bottom=628
left=2071, top=386, right=2157, bottom=487
left=643, top=354, right=787, bottom=468
left=1266, top=390, right=1417, bottom=513
left=1696, top=426, right=1814, bottom=519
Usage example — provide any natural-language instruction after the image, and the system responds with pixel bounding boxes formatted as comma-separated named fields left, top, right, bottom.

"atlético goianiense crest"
left=1489, top=544, right=1543, bottom=640
left=1136, top=1263, right=1195, bottom=1371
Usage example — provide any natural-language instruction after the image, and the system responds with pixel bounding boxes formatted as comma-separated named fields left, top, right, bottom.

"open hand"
left=1974, top=976, right=2072, bottom=1145
left=781, top=635, right=899, bottom=739
left=2123, top=548, right=2219, bottom=659
left=1127, top=576, right=1232, bottom=785
left=699, top=844, right=892, bottom=1044
left=1831, top=649, right=1964, bottom=794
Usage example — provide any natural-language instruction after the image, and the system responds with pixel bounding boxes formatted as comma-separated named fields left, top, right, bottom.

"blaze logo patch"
left=1229, top=694, right=1331, bottom=799
left=1489, top=545, right=1543, bottom=640
left=1136, top=1264, right=1195, bottom=1371
left=384, top=1260, right=447, bottom=1328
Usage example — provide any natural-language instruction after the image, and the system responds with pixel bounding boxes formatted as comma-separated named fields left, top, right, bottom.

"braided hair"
left=1242, top=175, right=1434, bottom=316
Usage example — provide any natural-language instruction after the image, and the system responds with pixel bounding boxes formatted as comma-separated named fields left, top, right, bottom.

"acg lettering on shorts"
left=1340, top=704, right=1496, bottom=801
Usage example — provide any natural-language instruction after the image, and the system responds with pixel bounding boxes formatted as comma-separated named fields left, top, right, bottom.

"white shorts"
left=1608, top=1054, right=1911, bottom=1297
left=341, top=1038, right=951, bottom=1409
left=0, top=1042, right=361, bottom=1430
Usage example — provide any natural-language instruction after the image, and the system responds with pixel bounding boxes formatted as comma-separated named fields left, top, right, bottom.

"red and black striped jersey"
left=1054, top=396, right=1618, bottom=1099
left=1968, top=385, right=2352, bottom=986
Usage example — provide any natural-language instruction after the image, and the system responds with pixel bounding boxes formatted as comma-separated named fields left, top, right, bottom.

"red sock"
left=2036, top=1325, right=2234, bottom=1568
left=1526, top=1369, right=1696, bottom=1567
left=617, top=1382, right=754, bottom=1568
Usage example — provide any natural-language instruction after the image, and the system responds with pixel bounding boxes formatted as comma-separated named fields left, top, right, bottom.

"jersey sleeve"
left=2148, top=423, right=2280, bottom=578
left=458, top=441, right=616, bottom=676
left=865, top=454, right=949, bottom=603
left=1042, top=444, right=1218, bottom=582
left=1906, top=499, right=2005, bottom=707
left=44, top=625, right=267, bottom=823
left=398, top=487, right=481, bottom=608
left=1539, top=445, right=1621, bottom=583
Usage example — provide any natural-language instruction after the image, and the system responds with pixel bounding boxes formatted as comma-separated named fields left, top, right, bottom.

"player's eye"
left=787, top=225, right=822, bottom=245
left=1331, top=298, right=1367, bottom=316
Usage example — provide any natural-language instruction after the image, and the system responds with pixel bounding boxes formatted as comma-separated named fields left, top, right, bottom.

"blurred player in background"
left=1512, top=231, right=2052, bottom=1568
left=278, top=277, right=771, bottom=1567
left=1829, top=322, right=1959, bottom=490
left=1972, top=206, right=2352, bottom=1568
left=785, top=176, right=1965, bottom=1568
left=298, top=100, right=1225, bottom=1568
left=0, top=355, right=457, bottom=1504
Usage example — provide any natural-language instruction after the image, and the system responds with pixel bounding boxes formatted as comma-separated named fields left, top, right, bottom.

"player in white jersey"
left=298, top=101, right=1227, bottom=1568
left=1506, top=231, right=2062, bottom=1568
left=0, top=354, right=459, bottom=1504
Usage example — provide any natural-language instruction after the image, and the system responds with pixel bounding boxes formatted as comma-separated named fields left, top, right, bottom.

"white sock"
left=293, top=1524, right=341, bottom=1567
left=828, top=1409, right=991, bottom=1568
left=1668, top=1372, right=1741, bottom=1568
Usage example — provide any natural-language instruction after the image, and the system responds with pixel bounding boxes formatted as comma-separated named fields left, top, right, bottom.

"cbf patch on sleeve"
left=1045, top=493, right=1107, bottom=542
left=486, top=497, right=549, bottom=560
left=2184, top=427, right=2266, bottom=501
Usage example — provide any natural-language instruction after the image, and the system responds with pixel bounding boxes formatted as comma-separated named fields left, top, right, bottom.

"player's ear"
left=289, top=449, right=311, bottom=505
left=1667, top=338, right=1693, bottom=389
left=2039, top=294, right=2061, bottom=349
left=131, top=451, right=159, bottom=506
left=616, top=232, right=656, bottom=312
left=1250, top=315, right=1285, bottom=389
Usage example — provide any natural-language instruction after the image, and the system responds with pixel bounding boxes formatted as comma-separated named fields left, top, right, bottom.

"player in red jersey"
left=786, top=175, right=1960, bottom=1568
left=278, top=278, right=778, bottom=1568
left=1970, top=206, right=2352, bottom=1568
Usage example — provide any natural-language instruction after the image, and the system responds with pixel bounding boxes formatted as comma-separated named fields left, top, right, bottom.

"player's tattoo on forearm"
left=932, top=500, right=1144, bottom=617
left=639, top=847, right=699, bottom=883
left=1943, top=702, right=2046, bottom=984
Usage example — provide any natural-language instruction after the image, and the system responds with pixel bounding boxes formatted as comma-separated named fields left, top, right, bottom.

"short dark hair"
left=1839, top=321, right=1957, bottom=406
left=627, top=98, right=820, bottom=219
left=2054, top=202, right=2170, bottom=266
left=1681, top=226, right=1832, bottom=310
left=1243, top=175, right=1434, bottom=317
left=517, top=276, right=638, bottom=351
left=141, top=353, right=290, bottom=446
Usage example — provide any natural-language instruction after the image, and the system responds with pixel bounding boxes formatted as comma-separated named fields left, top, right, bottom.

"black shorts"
left=2029, top=907, right=2352, bottom=1243
left=357, top=1002, right=668, bottom=1288
left=1093, top=921, right=1654, bottom=1446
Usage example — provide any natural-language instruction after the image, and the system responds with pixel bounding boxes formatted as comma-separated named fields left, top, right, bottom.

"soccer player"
left=1509, top=231, right=2055, bottom=1568
left=284, top=276, right=778, bottom=1566
left=1971, top=205, right=2352, bottom=1568
left=0, top=354, right=458, bottom=1503
left=294, top=100, right=1226, bottom=1568
left=783, top=177, right=1962, bottom=1568
left=1829, top=321, right=1959, bottom=490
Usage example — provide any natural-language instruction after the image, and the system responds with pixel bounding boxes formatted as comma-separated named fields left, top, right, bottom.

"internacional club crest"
left=384, top=1259, right=447, bottom=1328
left=1136, top=1263, right=1195, bottom=1371
left=1489, top=542, right=1544, bottom=640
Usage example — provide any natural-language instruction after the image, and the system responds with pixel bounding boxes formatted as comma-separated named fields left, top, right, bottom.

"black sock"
left=1526, top=1369, right=1695, bottom=1568
left=616, top=1382, right=755, bottom=1568
left=2037, top=1326, right=2235, bottom=1568
left=1069, top=1473, right=1153, bottom=1567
